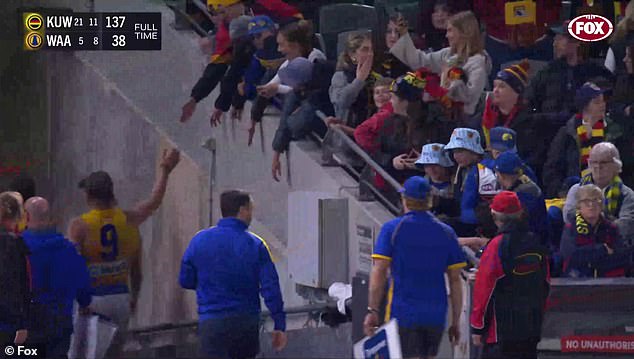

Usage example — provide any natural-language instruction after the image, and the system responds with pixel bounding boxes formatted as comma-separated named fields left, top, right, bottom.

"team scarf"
left=481, top=94, right=521, bottom=147
left=575, top=211, right=592, bottom=237
left=575, top=113, right=605, bottom=177
left=581, top=174, right=624, bottom=218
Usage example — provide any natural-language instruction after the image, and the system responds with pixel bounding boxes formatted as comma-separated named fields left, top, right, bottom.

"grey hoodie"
left=389, top=33, right=492, bottom=115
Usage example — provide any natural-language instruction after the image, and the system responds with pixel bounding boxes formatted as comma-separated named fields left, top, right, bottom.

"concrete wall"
left=46, top=52, right=204, bottom=328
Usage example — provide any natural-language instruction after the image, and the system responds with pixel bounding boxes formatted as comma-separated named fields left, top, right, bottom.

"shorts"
left=69, top=293, right=131, bottom=359
left=399, top=325, right=443, bottom=358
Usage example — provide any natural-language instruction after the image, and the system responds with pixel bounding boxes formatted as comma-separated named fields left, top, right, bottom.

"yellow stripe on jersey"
left=80, top=208, right=141, bottom=294
left=371, top=254, right=392, bottom=261
left=447, top=262, right=467, bottom=270
left=248, top=231, right=275, bottom=263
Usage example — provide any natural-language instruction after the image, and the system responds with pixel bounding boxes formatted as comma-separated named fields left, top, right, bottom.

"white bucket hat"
left=444, top=128, right=484, bottom=155
left=416, top=143, right=454, bottom=168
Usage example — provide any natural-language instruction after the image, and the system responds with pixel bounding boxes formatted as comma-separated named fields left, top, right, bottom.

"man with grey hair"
left=564, top=142, right=634, bottom=244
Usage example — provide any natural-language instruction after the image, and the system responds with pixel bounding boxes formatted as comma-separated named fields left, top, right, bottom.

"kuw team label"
left=22, top=11, right=161, bottom=51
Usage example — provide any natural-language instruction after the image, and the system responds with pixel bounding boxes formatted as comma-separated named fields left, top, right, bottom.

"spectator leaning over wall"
left=268, top=20, right=328, bottom=181
left=390, top=11, right=491, bottom=117
left=365, top=176, right=465, bottom=359
left=67, top=148, right=180, bottom=358
left=0, top=191, right=30, bottom=348
left=564, top=142, right=634, bottom=245
left=179, top=0, right=303, bottom=125
left=471, top=190, right=550, bottom=359
left=179, top=190, right=287, bottom=357
left=560, top=184, right=629, bottom=278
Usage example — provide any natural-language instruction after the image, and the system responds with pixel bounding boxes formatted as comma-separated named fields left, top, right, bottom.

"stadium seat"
left=317, top=3, right=379, bottom=60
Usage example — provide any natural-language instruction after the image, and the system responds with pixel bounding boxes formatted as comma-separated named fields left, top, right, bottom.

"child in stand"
left=415, top=143, right=458, bottom=218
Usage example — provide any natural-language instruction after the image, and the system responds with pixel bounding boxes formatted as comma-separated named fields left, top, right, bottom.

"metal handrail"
left=191, top=0, right=215, bottom=22
left=316, top=111, right=403, bottom=193
left=166, top=3, right=209, bottom=37
left=128, top=303, right=334, bottom=336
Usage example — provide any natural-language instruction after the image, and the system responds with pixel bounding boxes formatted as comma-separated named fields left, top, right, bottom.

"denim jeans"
left=198, top=314, right=260, bottom=359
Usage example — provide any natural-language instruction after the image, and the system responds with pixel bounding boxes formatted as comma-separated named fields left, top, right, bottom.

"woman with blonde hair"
left=390, top=10, right=491, bottom=116
left=329, top=31, right=374, bottom=128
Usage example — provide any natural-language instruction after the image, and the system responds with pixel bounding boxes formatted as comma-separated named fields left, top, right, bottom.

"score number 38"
left=106, top=16, right=127, bottom=47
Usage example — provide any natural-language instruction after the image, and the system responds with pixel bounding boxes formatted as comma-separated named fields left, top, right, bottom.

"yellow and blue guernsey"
left=372, top=211, right=466, bottom=328
left=80, top=208, right=140, bottom=296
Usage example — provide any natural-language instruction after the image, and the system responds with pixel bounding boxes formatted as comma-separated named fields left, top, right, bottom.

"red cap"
left=490, top=191, right=523, bottom=215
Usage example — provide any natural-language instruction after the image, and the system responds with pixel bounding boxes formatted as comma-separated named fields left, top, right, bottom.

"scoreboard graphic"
left=22, top=11, right=161, bottom=51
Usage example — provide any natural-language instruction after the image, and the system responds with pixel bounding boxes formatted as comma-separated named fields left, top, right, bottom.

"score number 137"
left=106, top=16, right=126, bottom=47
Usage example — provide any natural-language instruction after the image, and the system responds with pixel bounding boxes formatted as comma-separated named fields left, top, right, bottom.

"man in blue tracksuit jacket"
left=179, top=190, right=287, bottom=358
left=21, top=197, right=92, bottom=357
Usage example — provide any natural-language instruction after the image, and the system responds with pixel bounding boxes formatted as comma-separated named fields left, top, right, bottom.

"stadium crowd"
left=1, top=0, right=633, bottom=358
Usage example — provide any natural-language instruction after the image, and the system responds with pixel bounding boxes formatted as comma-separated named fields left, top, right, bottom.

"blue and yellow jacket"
left=179, top=218, right=286, bottom=331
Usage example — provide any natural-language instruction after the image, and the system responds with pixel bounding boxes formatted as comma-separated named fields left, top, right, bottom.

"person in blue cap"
left=484, top=127, right=538, bottom=184
left=543, top=82, right=613, bottom=197
left=240, top=15, right=286, bottom=145
left=495, top=151, right=550, bottom=246
left=365, top=176, right=465, bottom=358
left=415, top=143, right=459, bottom=218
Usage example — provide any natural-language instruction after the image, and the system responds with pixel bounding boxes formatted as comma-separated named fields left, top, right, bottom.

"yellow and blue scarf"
left=581, top=174, right=623, bottom=218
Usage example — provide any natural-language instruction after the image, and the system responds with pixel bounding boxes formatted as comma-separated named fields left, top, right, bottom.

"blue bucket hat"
left=444, top=128, right=484, bottom=155
left=278, top=57, right=313, bottom=89
left=495, top=151, right=524, bottom=175
left=399, top=176, right=431, bottom=200
left=489, top=127, right=517, bottom=153
left=248, top=15, right=276, bottom=36
left=415, top=143, right=454, bottom=168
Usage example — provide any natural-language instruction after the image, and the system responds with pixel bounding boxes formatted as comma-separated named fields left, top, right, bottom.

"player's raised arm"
left=125, top=148, right=180, bottom=227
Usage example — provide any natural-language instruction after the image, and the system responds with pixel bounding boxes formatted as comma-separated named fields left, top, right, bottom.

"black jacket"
left=525, top=58, right=613, bottom=115
left=0, top=229, right=31, bottom=332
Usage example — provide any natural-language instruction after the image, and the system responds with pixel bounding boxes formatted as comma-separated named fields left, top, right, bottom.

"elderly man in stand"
left=564, top=142, right=634, bottom=245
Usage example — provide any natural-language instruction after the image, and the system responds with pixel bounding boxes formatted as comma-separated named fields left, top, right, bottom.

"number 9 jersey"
left=80, top=208, right=141, bottom=296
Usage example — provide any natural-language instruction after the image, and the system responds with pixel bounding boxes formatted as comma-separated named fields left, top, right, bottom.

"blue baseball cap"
left=575, top=82, right=609, bottom=111
left=489, top=127, right=517, bottom=153
left=278, top=57, right=313, bottom=88
left=495, top=151, right=523, bottom=175
left=399, top=176, right=431, bottom=200
left=248, top=15, right=276, bottom=36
